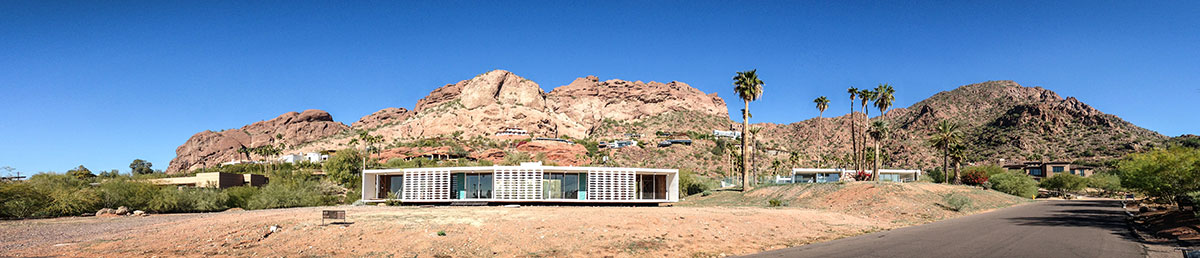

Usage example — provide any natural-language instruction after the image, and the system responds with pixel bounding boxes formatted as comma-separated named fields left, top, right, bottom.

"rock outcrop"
left=351, top=107, right=410, bottom=130
left=166, top=110, right=349, bottom=173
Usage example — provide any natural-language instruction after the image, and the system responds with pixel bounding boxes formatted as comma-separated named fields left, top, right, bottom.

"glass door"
left=465, top=173, right=492, bottom=199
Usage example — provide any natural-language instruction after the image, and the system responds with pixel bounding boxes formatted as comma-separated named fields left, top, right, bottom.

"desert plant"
left=989, top=172, right=1039, bottom=198
left=1040, top=173, right=1088, bottom=195
left=928, top=120, right=963, bottom=184
left=768, top=199, right=783, bottom=207
left=1117, top=147, right=1200, bottom=202
left=960, top=169, right=989, bottom=186
left=224, top=186, right=260, bottom=209
left=943, top=193, right=973, bottom=212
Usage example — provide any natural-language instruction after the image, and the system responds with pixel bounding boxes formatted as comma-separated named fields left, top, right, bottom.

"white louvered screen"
left=587, top=168, right=635, bottom=200
left=401, top=170, right=450, bottom=200
left=493, top=167, right=543, bottom=200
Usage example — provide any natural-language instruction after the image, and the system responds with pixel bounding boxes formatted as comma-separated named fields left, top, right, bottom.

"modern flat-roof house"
left=361, top=162, right=679, bottom=204
left=149, top=172, right=267, bottom=188
left=784, top=168, right=923, bottom=183
left=1002, top=161, right=1095, bottom=180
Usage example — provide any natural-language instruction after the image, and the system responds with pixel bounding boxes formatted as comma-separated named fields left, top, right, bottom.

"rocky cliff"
left=166, top=110, right=349, bottom=173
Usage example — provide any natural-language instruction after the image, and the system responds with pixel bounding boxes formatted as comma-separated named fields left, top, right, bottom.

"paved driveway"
left=744, top=199, right=1145, bottom=258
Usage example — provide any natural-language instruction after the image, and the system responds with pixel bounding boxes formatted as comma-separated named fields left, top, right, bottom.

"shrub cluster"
left=989, top=172, right=1039, bottom=198
left=943, top=193, right=973, bottom=212
left=960, top=168, right=990, bottom=186
left=1, top=166, right=347, bottom=219
left=678, top=169, right=717, bottom=196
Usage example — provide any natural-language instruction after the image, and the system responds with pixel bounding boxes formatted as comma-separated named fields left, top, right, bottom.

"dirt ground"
left=0, top=182, right=1026, bottom=257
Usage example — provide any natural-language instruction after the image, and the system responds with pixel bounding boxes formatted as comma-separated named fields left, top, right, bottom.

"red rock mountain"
left=166, top=110, right=349, bottom=173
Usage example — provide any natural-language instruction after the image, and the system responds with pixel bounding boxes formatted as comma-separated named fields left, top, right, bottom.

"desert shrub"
left=943, top=193, right=973, bottom=212
left=1040, top=173, right=1088, bottom=194
left=678, top=169, right=716, bottom=196
left=184, top=188, right=229, bottom=212
left=926, top=168, right=946, bottom=183
left=344, top=187, right=362, bottom=204
left=768, top=199, right=783, bottom=207
left=989, top=172, right=1038, bottom=198
left=1088, top=172, right=1123, bottom=196
left=247, top=172, right=337, bottom=210
left=964, top=165, right=1007, bottom=177
left=224, top=186, right=260, bottom=209
left=701, top=190, right=713, bottom=197
left=98, top=178, right=159, bottom=209
left=960, top=169, right=989, bottom=186
left=851, top=171, right=872, bottom=181
left=148, top=187, right=186, bottom=212
left=324, top=148, right=363, bottom=188
left=1117, top=147, right=1200, bottom=201
left=0, top=182, right=50, bottom=218
left=26, top=173, right=101, bottom=217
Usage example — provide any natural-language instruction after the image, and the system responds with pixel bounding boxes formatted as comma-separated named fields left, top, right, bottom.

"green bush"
left=224, top=186, right=260, bottom=209
left=247, top=174, right=337, bottom=210
left=944, top=193, right=973, bottom=212
left=0, top=182, right=50, bottom=218
left=768, top=199, right=783, bottom=207
left=678, top=169, right=715, bottom=196
left=1040, top=173, right=1088, bottom=194
left=926, top=168, right=947, bottom=183
left=1117, top=147, right=1200, bottom=201
left=324, top=148, right=364, bottom=188
left=98, top=178, right=159, bottom=209
left=1088, top=173, right=1123, bottom=196
left=989, top=172, right=1039, bottom=198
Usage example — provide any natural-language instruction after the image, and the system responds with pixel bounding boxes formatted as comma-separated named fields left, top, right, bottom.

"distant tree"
left=1117, top=147, right=1200, bottom=202
left=1, top=166, right=14, bottom=177
left=1088, top=172, right=1123, bottom=196
left=236, top=146, right=252, bottom=161
left=324, top=148, right=364, bottom=188
left=813, top=96, right=830, bottom=167
left=98, top=169, right=120, bottom=178
left=846, top=87, right=860, bottom=172
left=66, top=165, right=95, bottom=179
left=868, top=120, right=890, bottom=181
left=129, top=159, right=154, bottom=175
left=1040, top=173, right=1088, bottom=195
left=733, top=69, right=764, bottom=191
left=989, top=172, right=1039, bottom=198
left=928, top=120, right=963, bottom=184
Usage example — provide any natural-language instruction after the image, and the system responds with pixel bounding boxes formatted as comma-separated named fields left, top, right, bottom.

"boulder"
left=95, top=208, right=115, bottom=216
left=165, top=109, right=350, bottom=173
left=115, top=206, right=129, bottom=215
left=132, top=210, right=146, bottom=216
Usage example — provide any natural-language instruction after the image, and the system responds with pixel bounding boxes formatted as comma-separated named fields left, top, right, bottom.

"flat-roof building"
left=1002, top=161, right=1095, bottom=180
left=361, top=162, right=678, bottom=204
left=148, top=172, right=267, bottom=188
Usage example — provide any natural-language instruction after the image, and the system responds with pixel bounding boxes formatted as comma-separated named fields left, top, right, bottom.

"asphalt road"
left=745, top=199, right=1145, bottom=258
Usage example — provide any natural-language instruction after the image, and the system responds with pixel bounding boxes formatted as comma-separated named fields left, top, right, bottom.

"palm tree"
left=868, top=120, right=890, bottom=181
left=873, top=84, right=895, bottom=118
left=733, top=70, right=764, bottom=191
left=236, top=146, right=252, bottom=162
left=928, top=120, right=962, bottom=184
left=949, top=143, right=967, bottom=183
left=788, top=151, right=801, bottom=171
left=748, top=127, right=764, bottom=186
left=813, top=96, right=830, bottom=167
left=858, top=89, right=877, bottom=172
left=846, top=87, right=859, bottom=172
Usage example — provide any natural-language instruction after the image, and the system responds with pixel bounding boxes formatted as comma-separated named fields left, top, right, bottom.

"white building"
left=277, top=152, right=330, bottom=164
left=785, top=168, right=923, bottom=183
left=713, top=130, right=742, bottom=139
left=495, top=127, right=529, bottom=136
left=362, top=162, right=679, bottom=204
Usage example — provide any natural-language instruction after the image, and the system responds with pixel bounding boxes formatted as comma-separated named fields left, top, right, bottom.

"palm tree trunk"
left=954, top=160, right=961, bottom=184
left=942, top=150, right=949, bottom=183
left=874, top=140, right=881, bottom=182
left=741, top=102, right=751, bottom=191
left=817, top=111, right=823, bottom=168
left=849, top=101, right=857, bottom=172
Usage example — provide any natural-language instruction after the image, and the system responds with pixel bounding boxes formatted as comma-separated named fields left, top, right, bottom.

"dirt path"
left=3, top=205, right=888, bottom=257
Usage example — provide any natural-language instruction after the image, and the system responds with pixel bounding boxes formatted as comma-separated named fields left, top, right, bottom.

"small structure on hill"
left=495, top=127, right=529, bottom=137
left=533, top=137, right=574, bottom=144
left=713, top=130, right=741, bottom=139
left=600, top=140, right=638, bottom=149
left=657, top=139, right=693, bottom=147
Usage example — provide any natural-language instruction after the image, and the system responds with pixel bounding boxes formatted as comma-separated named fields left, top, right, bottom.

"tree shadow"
left=1006, top=200, right=1145, bottom=243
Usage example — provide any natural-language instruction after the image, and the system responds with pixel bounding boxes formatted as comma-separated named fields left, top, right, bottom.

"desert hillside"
left=167, top=72, right=1167, bottom=175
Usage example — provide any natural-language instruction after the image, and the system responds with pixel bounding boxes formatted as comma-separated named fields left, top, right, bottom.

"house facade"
left=361, top=162, right=678, bottom=204
left=149, top=172, right=267, bottom=188
left=1003, top=161, right=1095, bottom=180
left=784, top=168, right=923, bottom=183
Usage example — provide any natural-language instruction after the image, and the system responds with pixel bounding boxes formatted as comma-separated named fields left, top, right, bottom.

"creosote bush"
left=989, top=172, right=1039, bottom=198
left=943, top=193, right=973, bottom=212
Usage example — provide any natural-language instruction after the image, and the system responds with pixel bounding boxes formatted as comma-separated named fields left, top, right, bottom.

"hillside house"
left=784, top=168, right=923, bottom=183
left=149, top=172, right=267, bottom=188
left=495, top=127, right=529, bottom=136
left=1003, top=161, right=1095, bottom=180
left=713, top=130, right=741, bottom=139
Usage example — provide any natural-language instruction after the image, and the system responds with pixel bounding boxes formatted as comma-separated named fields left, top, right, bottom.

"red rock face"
left=165, top=110, right=349, bottom=173
left=351, top=107, right=410, bottom=130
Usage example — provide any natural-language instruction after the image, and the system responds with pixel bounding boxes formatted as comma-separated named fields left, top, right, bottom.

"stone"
left=115, top=206, right=129, bottom=215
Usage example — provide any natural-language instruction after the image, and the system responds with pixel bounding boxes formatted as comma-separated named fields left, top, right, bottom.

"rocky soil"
left=1, top=183, right=1024, bottom=257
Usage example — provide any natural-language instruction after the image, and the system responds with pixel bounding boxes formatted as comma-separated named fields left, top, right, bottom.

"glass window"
left=387, top=175, right=403, bottom=199
left=1052, top=166, right=1065, bottom=172
left=1029, top=169, right=1043, bottom=176
left=564, top=173, right=578, bottom=199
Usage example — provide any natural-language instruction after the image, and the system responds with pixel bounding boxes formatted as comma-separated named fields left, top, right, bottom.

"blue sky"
left=1, top=1, right=1197, bottom=175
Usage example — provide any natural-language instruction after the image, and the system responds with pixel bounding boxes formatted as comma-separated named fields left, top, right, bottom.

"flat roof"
left=364, top=165, right=678, bottom=175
